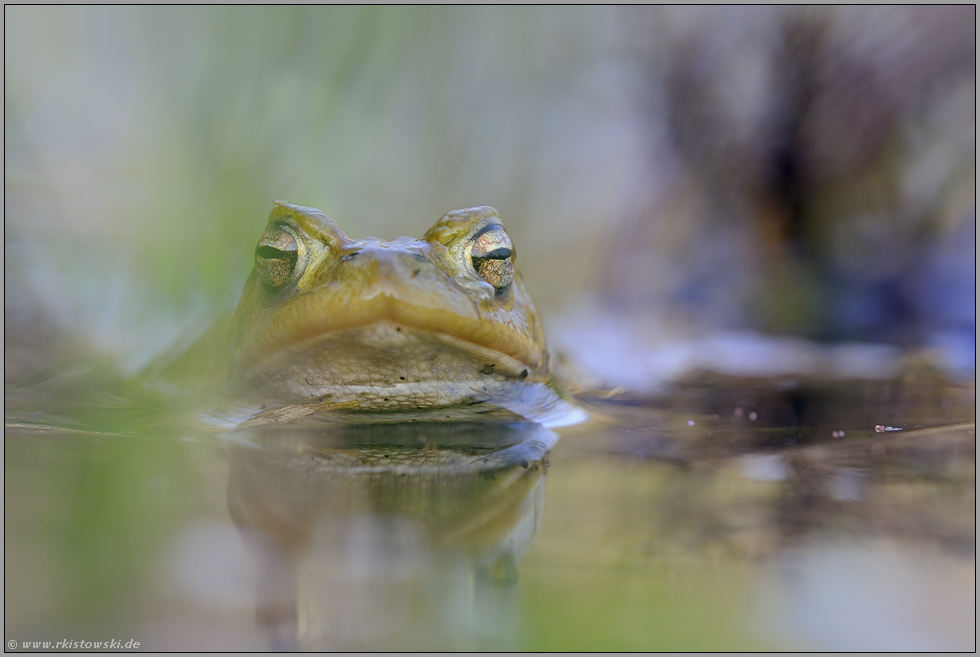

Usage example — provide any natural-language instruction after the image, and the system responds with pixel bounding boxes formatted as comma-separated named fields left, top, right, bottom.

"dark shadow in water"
left=225, top=418, right=557, bottom=651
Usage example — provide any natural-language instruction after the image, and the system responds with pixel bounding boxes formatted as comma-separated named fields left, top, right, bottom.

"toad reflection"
left=225, top=418, right=556, bottom=650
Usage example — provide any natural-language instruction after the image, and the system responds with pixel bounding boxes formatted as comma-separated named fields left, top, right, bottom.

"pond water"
left=4, top=369, right=975, bottom=651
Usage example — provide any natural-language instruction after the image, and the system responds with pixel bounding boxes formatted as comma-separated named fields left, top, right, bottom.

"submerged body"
left=172, top=201, right=554, bottom=415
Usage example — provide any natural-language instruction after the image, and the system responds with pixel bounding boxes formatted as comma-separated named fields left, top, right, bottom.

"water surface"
left=5, top=371, right=974, bottom=651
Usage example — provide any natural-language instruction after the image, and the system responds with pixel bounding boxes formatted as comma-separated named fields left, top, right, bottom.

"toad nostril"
left=341, top=251, right=360, bottom=262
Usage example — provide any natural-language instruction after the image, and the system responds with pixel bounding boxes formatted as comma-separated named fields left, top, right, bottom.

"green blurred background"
left=6, top=6, right=974, bottom=381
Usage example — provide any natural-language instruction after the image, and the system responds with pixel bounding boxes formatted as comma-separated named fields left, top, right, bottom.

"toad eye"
left=255, top=223, right=300, bottom=289
left=469, top=226, right=515, bottom=292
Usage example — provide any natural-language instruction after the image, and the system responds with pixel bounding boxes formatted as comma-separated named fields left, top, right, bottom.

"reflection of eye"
left=255, top=224, right=299, bottom=289
left=470, top=226, right=515, bottom=291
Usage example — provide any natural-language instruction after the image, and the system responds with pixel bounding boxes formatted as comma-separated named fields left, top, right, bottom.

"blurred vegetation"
left=5, top=6, right=974, bottom=379
left=599, top=6, right=975, bottom=344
